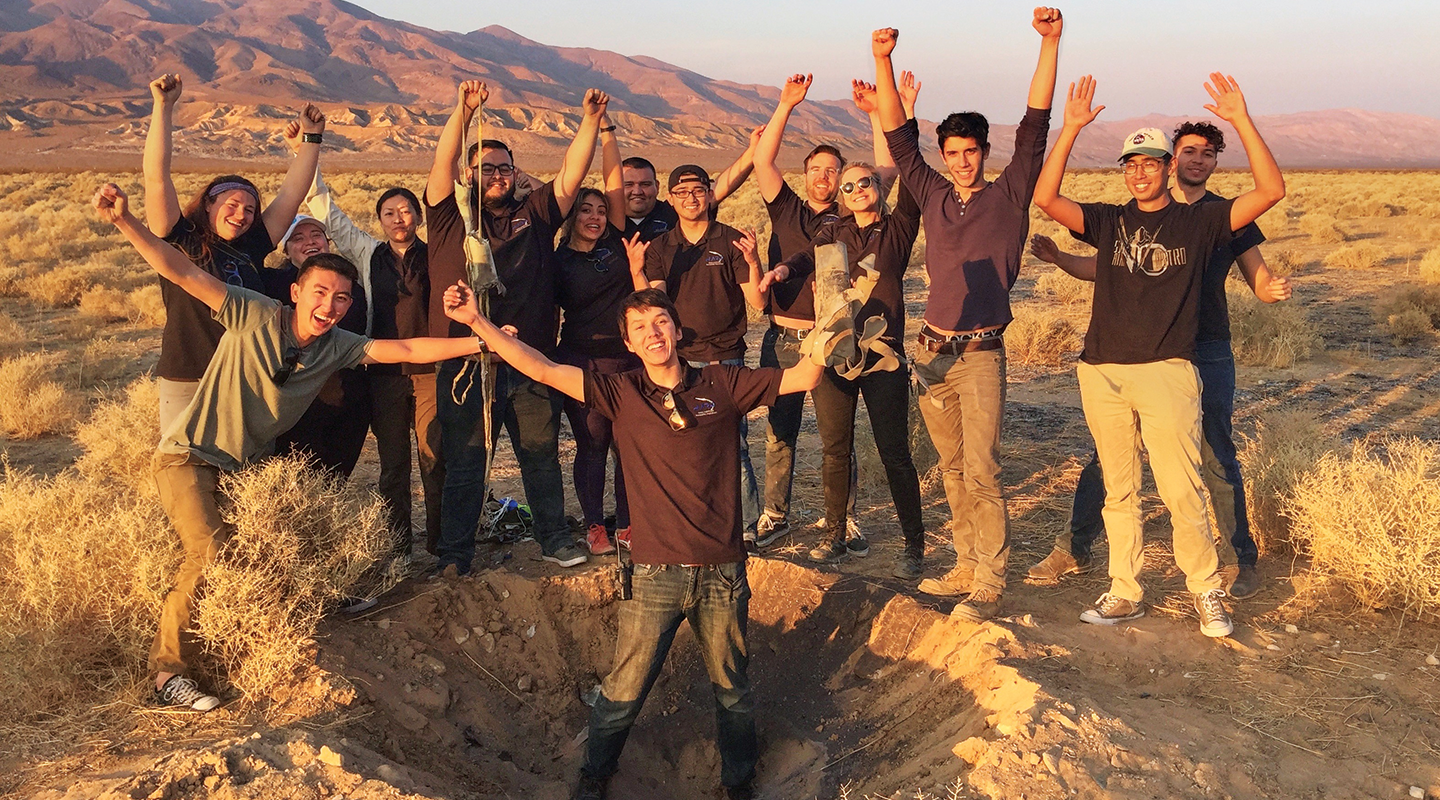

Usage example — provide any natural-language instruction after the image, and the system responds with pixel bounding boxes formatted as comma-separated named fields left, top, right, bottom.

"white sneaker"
left=1194, top=589, right=1234, bottom=638
left=154, top=675, right=221, bottom=711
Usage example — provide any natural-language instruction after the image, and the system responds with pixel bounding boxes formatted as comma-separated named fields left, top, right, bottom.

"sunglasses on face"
left=840, top=176, right=876, bottom=194
left=661, top=390, right=695, bottom=431
left=271, top=347, right=302, bottom=387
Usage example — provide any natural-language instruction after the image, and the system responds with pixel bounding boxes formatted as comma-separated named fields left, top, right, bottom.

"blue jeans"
left=688, top=357, right=760, bottom=531
left=1062, top=340, right=1257, bottom=568
left=435, top=358, right=568, bottom=573
left=582, top=561, right=757, bottom=788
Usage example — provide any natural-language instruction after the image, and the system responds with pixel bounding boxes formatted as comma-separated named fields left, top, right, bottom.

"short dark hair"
left=622, top=156, right=657, bottom=177
left=1171, top=121, right=1226, bottom=154
left=618, top=288, right=681, bottom=339
left=296, top=253, right=359, bottom=288
left=375, top=187, right=422, bottom=221
left=466, top=138, right=514, bottom=165
left=803, top=144, right=846, bottom=170
left=936, top=112, right=990, bottom=151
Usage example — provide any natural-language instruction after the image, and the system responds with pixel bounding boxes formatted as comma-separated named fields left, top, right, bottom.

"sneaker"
left=808, top=530, right=847, bottom=564
left=543, top=544, right=588, bottom=568
left=844, top=518, right=868, bottom=557
left=1026, top=548, right=1092, bottom=583
left=574, top=773, right=609, bottom=800
left=743, top=527, right=758, bottom=554
left=725, top=782, right=756, bottom=800
left=1194, top=589, right=1234, bottom=638
left=339, top=595, right=379, bottom=615
left=892, top=549, right=923, bottom=580
left=951, top=587, right=1002, bottom=623
left=1079, top=593, right=1145, bottom=625
left=154, top=675, right=221, bottom=712
left=585, top=523, right=615, bottom=556
left=917, top=565, right=975, bottom=597
left=755, top=513, right=789, bottom=548
left=1228, top=565, right=1261, bottom=599
left=615, top=527, right=631, bottom=550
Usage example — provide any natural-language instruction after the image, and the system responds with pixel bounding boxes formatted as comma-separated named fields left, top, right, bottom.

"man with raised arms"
left=1031, top=72, right=1285, bottom=637
left=870, top=10, right=1062, bottom=619
left=620, top=127, right=761, bottom=243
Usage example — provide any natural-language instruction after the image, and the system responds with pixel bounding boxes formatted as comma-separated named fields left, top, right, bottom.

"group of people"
left=101, top=8, right=1292, bottom=798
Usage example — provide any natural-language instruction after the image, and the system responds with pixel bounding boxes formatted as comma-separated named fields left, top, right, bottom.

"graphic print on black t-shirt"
left=1111, top=217, right=1192, bottom=276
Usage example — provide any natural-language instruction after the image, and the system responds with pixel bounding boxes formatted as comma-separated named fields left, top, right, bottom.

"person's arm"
left=852, top=79, right=898, bottom=189
left=1235, top=246, right=1291, bottom=302
left=755, top=74, right=811, bottom=204
left=599, top=111, right=626, bottom=230
left=898, top=70, right=921, bottom=121
left=261, top=105, right=326, bottom=244
left=553, top=89, right=608, bottom=216
left=625, top=233, right=663, bottom=291
left=142, top=73, right=183, bottom=236
left=711, top=124, right=764, bottom=203
left=1028, top=8, right=1063, bottom=110
left=1203, top=73, right=1286, bottom=231
left=1030, top=233, right=1096, bottom=281
left=307, top=166, right=379, bottom=265
left=362, top=336, right=483, bottom=365
left=1034, top=76, right=1105, bottom=234
left=95, top=183, right=226, bottom=311
left=440, top=281, right=585, bottom=401
left=871, top=28, right=907, bottom=133
left=734, top=229, right=766, bottom=310
left=426, top=81, right=487, bottom=206
left=778, top=358, right=823, bottom=395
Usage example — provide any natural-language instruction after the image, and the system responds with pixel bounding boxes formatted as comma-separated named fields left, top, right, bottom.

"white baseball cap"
left=279, top=214, right=328, bottom=250
left=1118, top=127, right=1172, bottom=162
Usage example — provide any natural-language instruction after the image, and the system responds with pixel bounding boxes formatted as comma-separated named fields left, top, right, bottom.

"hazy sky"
left=348, top=0, right=1437, bottom=121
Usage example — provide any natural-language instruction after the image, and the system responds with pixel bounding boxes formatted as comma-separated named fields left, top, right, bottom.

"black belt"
left=918, top=324, right=1004, bottom=355
left=770, top=323, right=812, bottom=340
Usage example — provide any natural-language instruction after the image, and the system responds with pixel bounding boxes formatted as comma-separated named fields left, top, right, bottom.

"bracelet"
left=599, top=125, right=617, bottom=133
left=302, top=132, right=323, bottom=144
left=475, top=333, right=489, bottom=354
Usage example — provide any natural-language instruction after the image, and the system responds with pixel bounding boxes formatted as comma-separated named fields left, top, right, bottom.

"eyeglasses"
left=479, top=164, right=516, bottom=177
left=840, top=176, right=876, bottom=194
left=669, top=187, right=708, bottom=200
left=1122, top=159, right=1164, bottom=176
left=661, top=390, right=694, bottom=431
left=271, top=348, right=302, bottom=386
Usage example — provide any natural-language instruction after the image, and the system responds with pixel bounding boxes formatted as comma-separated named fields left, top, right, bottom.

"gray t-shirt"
left=159, top=285, right=371, bottom=470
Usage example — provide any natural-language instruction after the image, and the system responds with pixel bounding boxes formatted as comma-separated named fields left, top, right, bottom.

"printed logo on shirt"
left=818, top=213, right=841, bottom=226
left=1114, top=220, right=1186, bottom=277
left=510, top=217, right=531, bottom=234
left=594, top=246, right=613, bottom=261
left=704, top=250, right=725, bottom=267
left=690, top=397, right=717, bottom=417
left=646, top=219, right=671, bottom=235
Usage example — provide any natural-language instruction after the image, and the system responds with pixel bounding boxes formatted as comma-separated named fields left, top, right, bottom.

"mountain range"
left=0, top=0, right=1437, bottom=170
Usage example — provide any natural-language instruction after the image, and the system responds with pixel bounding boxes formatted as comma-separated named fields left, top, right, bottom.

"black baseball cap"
left=667, top=164, right=711, bottom=191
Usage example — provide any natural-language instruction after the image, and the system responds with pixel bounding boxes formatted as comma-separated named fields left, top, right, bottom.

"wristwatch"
left=302, top=132, right=323, bottom=144
left=599, top=125, right=617, bottom=133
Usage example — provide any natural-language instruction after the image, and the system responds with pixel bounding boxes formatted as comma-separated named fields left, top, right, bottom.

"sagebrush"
left=1237, top=408, right=1340, bottom=555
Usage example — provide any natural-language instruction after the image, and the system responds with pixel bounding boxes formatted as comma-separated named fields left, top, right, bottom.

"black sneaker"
left=807, top=530, right=847, bottom=564
left=153, top=675, right=221, bottom=712
left=1229, top=565, right=1261, bottom=599
left=892, top=549, right=923, bottom=580
left=755, top=513, right=789, bottom=548
left=843, top=518, right=868, bottom=557
left=726, top=781, right=756, bottom=800
left=544, top=544, right=588, bottom=568
left=575, top=773, right=609, bottom=800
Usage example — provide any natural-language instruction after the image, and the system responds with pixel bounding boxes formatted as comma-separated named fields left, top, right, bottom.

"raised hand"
left=1032, top=7, right=1063, bottom=39
left=851, top=80, right=878, bottom=115
left=1063, top=75, right=1105, bottom=129
left=748, top=123, right=766, bottom=150
left=442, top=281, right=481, bottom=326
left=1029, top=234, right=1061, bottom=265
left=583, top=88, right=610, bottom=117
left=780, top=73, right=812, bottom=108
left=92, top=183, right=129, bottom=225
left=457, top=80, right=488, bottom=111
left=735, top=228, right=760, bottom=267
left=872, top=28, right=898, bottom=58
left=298, top=103, right=326, bottom=135
left=898, top=70, right=922, bottom=115
left=150, top=73, right=182, bottom=107
left=1203, top=73, right=1248, bottom=124
left=282, top=120, right=302, bottom=152
left=623, top=232, right=651, bottom=279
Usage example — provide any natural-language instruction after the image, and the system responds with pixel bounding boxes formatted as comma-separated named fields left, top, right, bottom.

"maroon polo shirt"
left=584, top=364, right=783, bottom=565
left=765, top=180, right=843, bottom=320
left=642, top=221, right=752, bottom=363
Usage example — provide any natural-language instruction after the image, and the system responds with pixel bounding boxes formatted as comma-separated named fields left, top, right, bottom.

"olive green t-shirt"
left=159, top=286, right=371, bottom=470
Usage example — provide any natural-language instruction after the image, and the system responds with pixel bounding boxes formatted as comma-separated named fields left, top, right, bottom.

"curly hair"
left=1171, top=121, right=1226, bottom=153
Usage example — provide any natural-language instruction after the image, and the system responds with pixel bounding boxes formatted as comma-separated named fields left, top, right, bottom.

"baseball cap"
left=667, top=164, right=711, bottom=191
left=1118, top=127, right=1172, bottom=162
left=280, top=215, right=328, bottom=249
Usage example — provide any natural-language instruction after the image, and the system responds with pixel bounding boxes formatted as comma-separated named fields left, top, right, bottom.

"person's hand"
left=747, top=123, right=766, bottom=150
left=1203, top=72, right=1249, bottom=124
left=851, top=80, right=878, bottom=115
left=1260, top=275, right=1293, bottom=302
left=1032, top=7, right=1063, bottom=39
left=458, top=80, right=488, bottom=111
left=443, top=281, right=481, bottom=326
left=150, top=73, right=182, bottom=107
left=1029, top=233, right=1061, bottom=265
left=298, top=103, right=326, bottom=136
left=872, top=28, right=898, bottom=58
left=623, top=233, right=651, bottom=277
left=282, top=120, right=302, bottom=152
left=899, top=70, right=921, bottom=117
left=780, top=73, right=812, bottom=109
left=735, top=228, right=760, bottom=267
left=758, top=264, right=790, bottom=295
left=1063, top=75, right=1105, bottom=129
left=583, top=88, right=610, bottom=118
left=92, top=183, right=129, bottom=225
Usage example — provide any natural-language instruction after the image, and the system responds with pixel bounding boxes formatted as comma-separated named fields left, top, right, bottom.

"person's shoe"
left=585, top=523, right=615, bottom=556
left=743, top=527, right=759, bottom=554
left=892, top=549, right=923, bottom=580
left=1194, top=589, right=1234, bottom=638
left=844, top=518, right=868, bottom=557
left=543, top=544, right=588, bottom=568
left=1079, top=593, right=1145, bottom=625
left=725, top=781, right=756, bottom=800
left=1026, top=548, right=1092, bottom=583
left=951, top=587, right=1002, bottom=623
left=153, top=675, right=221, bottom=712
left=339, top=595, right=379, bottom=615
left=755, top=512, right=789, bottom=548
left=615, top=527, right=631, bottom=550
left=917, top=565, right=975, bottom=597
left=1228, top=565, right=1261, bottom=599
left=808, top=529, right=847, bottom=564
left=574, top=773, right=609, bottom=800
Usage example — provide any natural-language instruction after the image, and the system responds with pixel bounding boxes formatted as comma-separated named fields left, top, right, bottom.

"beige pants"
left=1077, top=359, right=1221, bottom=601
left=149, top=451, right=230, bottom=676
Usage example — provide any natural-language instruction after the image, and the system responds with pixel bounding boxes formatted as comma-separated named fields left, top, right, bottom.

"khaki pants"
left=149, top=451, right=230, bottom=676
left=1076, top=359, right=1221, bottom=601
left=913, top=346, right=1009, bottom=593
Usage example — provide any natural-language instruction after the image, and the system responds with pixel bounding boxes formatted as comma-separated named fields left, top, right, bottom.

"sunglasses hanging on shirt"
left=661, top=390, right=696, bottom=431
left=271, top=347, right=302, bottom=386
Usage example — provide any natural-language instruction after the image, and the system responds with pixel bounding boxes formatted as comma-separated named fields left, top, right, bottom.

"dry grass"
left=74, top=378, right=160, bottom=495
left=0, top=353, right=78, bottom=437
left=78, top=284, right=130, bottom=321
left=1033, top=268, right=1090, bottom=305
left=1322, top=242, right=1388, bottom=271
left=1005, top=307, right=1081, bottom=366
left=1267, top=248, right=1301, bottom=277
left=1420, top=248, right=1440, bottom=284
left=1299, top=214, right=1348, bottom=243
left=1375, top=286, right=1440, bottom=344
left=1286, top=437, right=1440, bottom=619
left=1237, top=408, right=1341, bottom=556
left=127, top=284, right=166, bottom=327
left=1226, top=282, right=1321, bottom=367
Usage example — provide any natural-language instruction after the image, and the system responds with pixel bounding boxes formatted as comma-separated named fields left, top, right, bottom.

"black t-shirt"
left=557, top=225, right=633, bottom=358
left=158, top=216, right=273, bottom=380
left=368, top=241, right=431, bottom=375
left=625, top=201, right=680, bottom=243
left=1075, top=198, right=1236, bottom=364
left=765, top=181, right=843, bottom=319
left=425, top=184, right=563, bottom=351
left=584, top=364, right=782, bottom=565
left=642, top=222, right=752, bottom=363
left=1194, top=191, right=1265, bottom=344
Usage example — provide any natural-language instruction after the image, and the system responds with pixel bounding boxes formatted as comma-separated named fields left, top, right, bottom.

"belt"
left=918, top=325, right=1005, bottom=355
left=770, top=323, right=812, bottom=340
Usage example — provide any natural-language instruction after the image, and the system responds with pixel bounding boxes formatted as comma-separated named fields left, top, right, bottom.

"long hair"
left=180, top=174, right=263, bottom=264
left=560, top=187, right=608, bottom=247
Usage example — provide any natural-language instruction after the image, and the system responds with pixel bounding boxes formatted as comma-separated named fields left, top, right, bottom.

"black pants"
left=275, top=368, right=371, bottom=478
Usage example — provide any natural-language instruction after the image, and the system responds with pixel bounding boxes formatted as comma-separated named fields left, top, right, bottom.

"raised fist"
left=458, top=80, right=489, bottom=111
left=1032, top=7, right=1063, bottom=39
left=872, top=28, right=898, bottom=58
left=150, top=73, right=182, bottom=107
